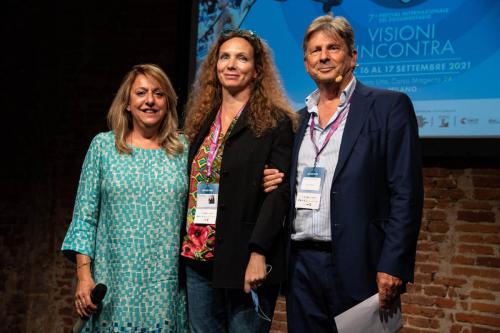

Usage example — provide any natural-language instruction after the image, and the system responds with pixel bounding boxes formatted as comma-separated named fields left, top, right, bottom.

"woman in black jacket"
left=181, top=29, right=297, bottom=333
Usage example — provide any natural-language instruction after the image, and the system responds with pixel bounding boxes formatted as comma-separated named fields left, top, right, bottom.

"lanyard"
left=204, top=104, right=245, bottom=178
left=309, top=95, right=352, bottom=167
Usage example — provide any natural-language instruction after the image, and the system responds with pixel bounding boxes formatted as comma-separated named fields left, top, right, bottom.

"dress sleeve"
left=61, top=134, right=103, bottom=262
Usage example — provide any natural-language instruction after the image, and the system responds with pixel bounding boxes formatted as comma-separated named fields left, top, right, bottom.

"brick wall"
left=400, top=166, right=500, bottom=333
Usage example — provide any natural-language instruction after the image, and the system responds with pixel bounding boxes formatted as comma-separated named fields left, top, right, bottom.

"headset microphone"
left=335, top=64, right=357, bottom=83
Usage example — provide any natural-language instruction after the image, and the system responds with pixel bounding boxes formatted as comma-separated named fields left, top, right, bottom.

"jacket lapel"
left=332, top=82, right=374, bottom=184
left=226, top=104, right=249, bottom=140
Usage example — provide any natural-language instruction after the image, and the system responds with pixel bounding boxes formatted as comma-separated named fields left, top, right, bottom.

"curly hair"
left=183, top=29, right=298, bottom=143
left=107, top=64, right=183, bottom=156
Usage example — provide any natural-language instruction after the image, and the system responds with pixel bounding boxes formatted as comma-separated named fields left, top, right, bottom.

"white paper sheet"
left=334, top=294, right=403, bottom=333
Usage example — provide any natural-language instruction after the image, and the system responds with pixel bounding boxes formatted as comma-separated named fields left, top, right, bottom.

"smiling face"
left=304, top=30, right=357, bottom=86
left=127, top=74, right=167, bottom=131
left=216, top=37, right=257, bottom=96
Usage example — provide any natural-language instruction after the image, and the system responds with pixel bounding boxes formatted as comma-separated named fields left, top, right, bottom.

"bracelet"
left=77, top=261, right=91, bottom=270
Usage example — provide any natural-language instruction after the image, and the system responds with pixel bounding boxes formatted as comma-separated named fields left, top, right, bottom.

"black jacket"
left=183, top=105, right=294, bottom=289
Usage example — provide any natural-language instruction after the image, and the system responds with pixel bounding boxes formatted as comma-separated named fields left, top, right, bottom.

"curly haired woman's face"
left=216, top=37, right=257, bottom=95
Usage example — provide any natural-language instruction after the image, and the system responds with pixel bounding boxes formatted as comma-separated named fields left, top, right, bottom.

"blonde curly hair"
left=107, top=64, right=183, bottom=156
left=183, top=30, right=298, bottom=143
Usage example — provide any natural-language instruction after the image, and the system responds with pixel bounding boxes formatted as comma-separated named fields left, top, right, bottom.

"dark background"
left=1, top=1, right=499, bottom=332
left=1, top=1, right=195, bottom=330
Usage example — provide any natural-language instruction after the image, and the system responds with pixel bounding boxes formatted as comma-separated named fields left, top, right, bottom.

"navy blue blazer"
left=288, top=81, right=423, bottom=301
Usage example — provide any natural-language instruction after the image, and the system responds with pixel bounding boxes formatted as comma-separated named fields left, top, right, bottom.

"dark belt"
left=291, top=240, right=332, bottom=252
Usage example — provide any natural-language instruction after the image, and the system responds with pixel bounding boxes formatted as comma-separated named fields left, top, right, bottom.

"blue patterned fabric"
left=62, top=131, right=188, bottom=333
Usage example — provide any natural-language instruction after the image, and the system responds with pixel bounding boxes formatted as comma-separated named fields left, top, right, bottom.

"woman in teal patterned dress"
left=62, top=64, right=188, bottom=332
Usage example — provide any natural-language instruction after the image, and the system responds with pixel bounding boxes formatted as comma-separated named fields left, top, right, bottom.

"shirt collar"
left=305, top=76, right=357, bottom=115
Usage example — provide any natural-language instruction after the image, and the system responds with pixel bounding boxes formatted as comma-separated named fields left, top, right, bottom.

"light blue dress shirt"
left=292, top=78, right=357, bottom=241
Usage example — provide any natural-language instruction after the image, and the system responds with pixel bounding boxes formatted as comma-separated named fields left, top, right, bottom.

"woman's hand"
left=75, top=277, right=98, bottom=317
left=244, top=252, right=267, bottom=293
left=74, top=254, right=98, bottom=317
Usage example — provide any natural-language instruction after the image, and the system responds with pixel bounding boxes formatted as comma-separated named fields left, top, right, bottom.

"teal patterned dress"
left=62, top=131, right=188, bottom=333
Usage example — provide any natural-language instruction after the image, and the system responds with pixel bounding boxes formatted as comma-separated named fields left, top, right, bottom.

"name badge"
left=194, top=183, right=219, bottom=225
left=295, top=167, right=326, bottom=210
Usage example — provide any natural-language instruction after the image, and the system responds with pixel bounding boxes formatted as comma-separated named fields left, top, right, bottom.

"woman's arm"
left=61, top=134, right=104, bottom=316
left=74, top=254, right=97, bottom=317
left=248, top=118, right=294, bottom=252
left=243, top=118, right=294, bottom=290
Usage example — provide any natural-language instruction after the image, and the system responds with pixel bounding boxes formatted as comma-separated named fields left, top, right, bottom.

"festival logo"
left=370, top=0, right=428, bottom=9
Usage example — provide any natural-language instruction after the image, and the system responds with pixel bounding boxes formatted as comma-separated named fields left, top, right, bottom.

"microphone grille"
left=91, top=283, right=108, bottom=304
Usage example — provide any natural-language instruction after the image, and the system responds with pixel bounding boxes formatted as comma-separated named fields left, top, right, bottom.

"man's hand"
left=262, top=167, right=284, bottom=193
left=376, top=272, right=402, bottom=311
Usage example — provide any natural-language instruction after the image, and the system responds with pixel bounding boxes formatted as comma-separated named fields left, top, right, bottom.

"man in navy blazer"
left=264, top=14, right=423, bottom=332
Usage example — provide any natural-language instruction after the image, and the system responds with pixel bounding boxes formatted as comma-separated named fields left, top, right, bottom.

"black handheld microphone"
left=70, top=283, right=108, bottom=333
